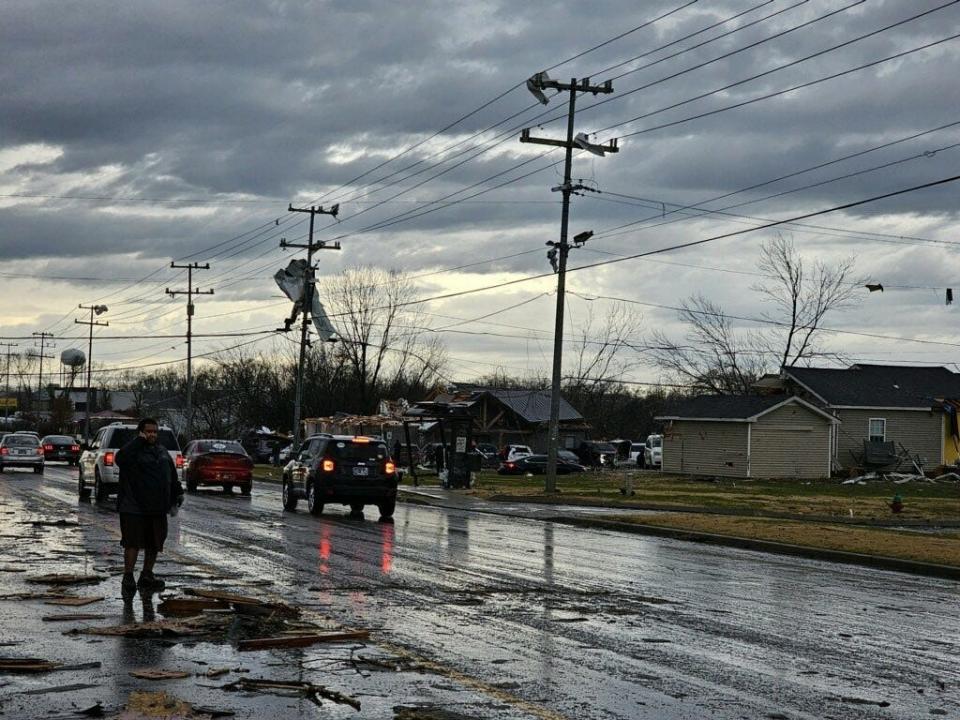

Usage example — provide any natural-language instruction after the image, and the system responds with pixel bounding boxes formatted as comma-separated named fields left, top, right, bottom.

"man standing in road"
left=115, top=418, right=183, bottom=600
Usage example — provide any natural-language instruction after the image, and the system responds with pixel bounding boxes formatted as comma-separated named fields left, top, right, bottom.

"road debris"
left=77, top=702, right=105, bottom=717
left=0, top=657, right=61, bottom=673
left=19, top=682, right=99, bottom=695
left=0, top=591, right=77, bottom=601
left=68, top=616, right=226, bottom=638
left=183, top=588, right=298, bottom=617
left=157, top=597, right=230, bottom=616
left=22, top=519, right=80, bottom=528
left=26, top=573, right=105, bottom=586
left=44, top=596, right=105, bottom=606
left=130, top=669, right=192, bottom=680
left=41, top=613, right=109, bottom=622
left=237, top=630, right=370, bottom=651
left=221, top=677, right=361, bottom=711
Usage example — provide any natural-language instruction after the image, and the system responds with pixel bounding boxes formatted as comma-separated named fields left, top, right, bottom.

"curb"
left=545, top=516, right=960, bottom=581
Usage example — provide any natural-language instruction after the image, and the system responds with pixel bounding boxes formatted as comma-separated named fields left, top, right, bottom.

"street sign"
left=0, top=398, right=17, bottom=410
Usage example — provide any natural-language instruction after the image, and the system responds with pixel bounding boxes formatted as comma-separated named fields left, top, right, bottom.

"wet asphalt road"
left=1, top=464, right=959, bottom=719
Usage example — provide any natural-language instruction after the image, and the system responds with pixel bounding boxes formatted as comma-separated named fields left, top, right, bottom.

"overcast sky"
left=2, top=0, right=959, bottom=389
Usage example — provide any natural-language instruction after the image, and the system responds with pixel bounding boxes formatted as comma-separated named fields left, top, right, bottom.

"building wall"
left=662, top=421, right=749, bottom=478
left=834, top=408, right=942, bottom=468
left=750, top=404, right=832, bottom=479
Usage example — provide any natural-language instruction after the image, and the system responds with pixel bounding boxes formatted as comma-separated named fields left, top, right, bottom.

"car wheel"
left=378, top=498, right=396, bottom=520
left=282, top=481, right=298, bottom=512
left=223, top=485, right=232, bottom=494
left=0, top=464, right=4, bottom=474
left=94, top=471, right=106, bottom=504
left=186, top=475, right=197, bottom=493
left=78, top=469, right=91, bottom=500
left=240, top=484, right=251, bottom=496
left=349, top=503, right=364, bottom=519
left=307, top=482, right=323, bottom=516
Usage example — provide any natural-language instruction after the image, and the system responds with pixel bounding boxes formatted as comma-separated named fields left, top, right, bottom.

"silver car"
left=0, top=434, right=45, bottom=474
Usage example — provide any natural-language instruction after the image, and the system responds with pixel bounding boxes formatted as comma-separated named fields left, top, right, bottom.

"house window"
left=868, top=418, right=886, bottom=443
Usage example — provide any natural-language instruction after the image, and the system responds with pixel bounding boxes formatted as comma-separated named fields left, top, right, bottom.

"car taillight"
left=103, top=451, right=115, bottom=466
left=0, top=448, right=6, bottom=456
left=385, top=461, right=396, bottom=474
left=43, top=444, right=54, bottom=451
left=71, top=445, right=80, bottom=452
left=321, top=458, right=335, bottom=473
left=37, top=447, right=44, bottom=456
left=506, top=462, right=515, bottom=469
left=175, top=454, right=184, bottom=469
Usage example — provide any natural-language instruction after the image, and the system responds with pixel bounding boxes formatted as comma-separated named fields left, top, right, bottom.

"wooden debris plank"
left=42, top=613, right=108, bottom=622
left=26, top=574, right=104, bottom=586
left=157, top=598, right=230, bottom=615
left=44, top=596, right=104, bottom=607
left=237, top=630, right=369, bottom=651
left=0, top=657, right=61, bottom=673
left=130, top=669, right=191, bottom=680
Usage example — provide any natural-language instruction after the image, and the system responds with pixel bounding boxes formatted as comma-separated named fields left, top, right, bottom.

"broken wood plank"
left=20, top=682, right=99, bottom=695
left=44, top=596, right=104, bottom=607
left=42, top=613, right=109, bottom=622
left=183, top=587, right=298, bottom=616
left=222, top=678, right=360, bottom=710
left=26, top=574, right=105, bottom=586
left=0, top=657, right=61, bottom=673
left=237, top=630, right=369, bottom=651
left=130, top=669, right=191, bottom=680
left=157, top=597, right=230, bottom=616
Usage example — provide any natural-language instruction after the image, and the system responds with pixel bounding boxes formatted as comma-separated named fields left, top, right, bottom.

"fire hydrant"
left=889, top=492, right=904, bottom=514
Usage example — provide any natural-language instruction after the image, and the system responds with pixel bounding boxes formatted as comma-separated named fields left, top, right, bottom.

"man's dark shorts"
left=119, top=513, right=168, bottom=551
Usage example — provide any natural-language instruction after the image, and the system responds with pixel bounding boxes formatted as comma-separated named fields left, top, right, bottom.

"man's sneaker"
left=121, top=572, right=137, bottom=601
left=137, top=572, right=166, bottom=594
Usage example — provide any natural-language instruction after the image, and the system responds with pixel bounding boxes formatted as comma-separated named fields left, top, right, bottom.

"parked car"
left=79, top=423, right=183, bottom=504
left=40, top=435, right=82, bottom=466
left=629, top=443, right=645, bottom=466
left=282, top=434, right=397, bottom=520
left=557, top=449, right=581, bottom=464
left=183, top=439, right=253, bottom=495
left=644, top=434, right=663, bottom=468
left=503, top=444, right=534, bottom=462
left=0, top=434, right=44, bottom=474
left=497, top=454, right=586, bottom=475
left=576, top=441, right=618, bottom=468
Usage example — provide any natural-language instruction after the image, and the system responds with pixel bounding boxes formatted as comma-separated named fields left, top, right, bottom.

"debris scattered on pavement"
left=157, top=597, right=230, bottom=616
left=19, top=682, right=99, bottom=695
left=0, top=591, right=77, bottom=601
left=68, top=616, right=224, bottom=638
left=237, top=630, right=370, bottom=651
left=77, top=702, right=105, bottom=717
left=22, top=519, right=80, bottom=528
left=130, top=669, right=192, bottom=680
left=122, top=690, right=193, bottom=717
left=393, top=707, right=479, bottom=720
left=26, top=573, right=105, bottom=586
left=203, top=667, right=231, bottom=679
left=0, top=657, right=61, bottom=673
left=41, top=613, right=109, bottom=622
left=44, top=596, right=104, bottom=607
left=183, top=588, right=299, bottom=617
left=221, top=677, right=361, bottom=711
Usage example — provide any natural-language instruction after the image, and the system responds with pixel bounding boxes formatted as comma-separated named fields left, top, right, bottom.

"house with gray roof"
left=656, top=395, right=838, bottom=479
left=780, top=364, right=960, bottom=469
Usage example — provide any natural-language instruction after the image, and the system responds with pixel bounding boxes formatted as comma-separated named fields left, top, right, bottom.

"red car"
left=183, top=439, right=253, bottom=495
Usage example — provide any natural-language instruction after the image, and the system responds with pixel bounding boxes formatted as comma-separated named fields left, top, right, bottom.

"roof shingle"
left=786, top=364, right=960, bottom=407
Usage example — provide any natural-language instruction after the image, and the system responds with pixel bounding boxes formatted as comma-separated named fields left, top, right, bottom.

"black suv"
left=282, top=434, right=398, bottom=520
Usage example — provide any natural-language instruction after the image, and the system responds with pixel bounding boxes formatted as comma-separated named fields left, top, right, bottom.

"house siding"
left=662, top=421, right=749, bottom=478
left=750, top=404, right=831, bottom=479
left=834, top=408, right=942, bottom=468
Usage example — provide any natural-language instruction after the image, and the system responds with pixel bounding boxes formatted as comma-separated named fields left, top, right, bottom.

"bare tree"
left=753, top=234, right=860, bottom=368
left=650, top=235, right=860, bottom=393
left=565, top=303, right=640, bottom=392
left=323, top=266, right=447, bottom=412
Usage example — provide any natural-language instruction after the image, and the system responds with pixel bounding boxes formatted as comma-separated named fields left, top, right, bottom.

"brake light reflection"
left=318, top=524, right=331, bottom=575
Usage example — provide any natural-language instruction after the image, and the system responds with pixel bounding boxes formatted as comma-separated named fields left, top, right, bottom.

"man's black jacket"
left=115, top=436, right=183, bottom=515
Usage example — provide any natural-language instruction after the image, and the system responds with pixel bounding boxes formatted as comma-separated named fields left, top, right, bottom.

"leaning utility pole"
left=0, top=343, right=17, bottom=424
left=76, top=304, right=109, bottom=444
left=520, top=72, right=618, bottom=494
left=282, top=204, right=340, bottom=451
left=166, top=263, right=213, bottom=442
left=32, top=331, right=55, bottom=409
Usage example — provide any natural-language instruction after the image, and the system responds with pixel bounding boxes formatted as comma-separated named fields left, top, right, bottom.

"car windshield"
left=105, top=428, right=180, bottom=451
left=4, top=436, right=39, bottom=447
left=196, top=440, right=246, bottom=455
left=651, top=437, right=662, bottom=448
left=329, top=441, right=387, bottom=462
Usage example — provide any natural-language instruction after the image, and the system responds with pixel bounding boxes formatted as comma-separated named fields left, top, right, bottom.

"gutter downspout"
left=746, top=423, right=752, bottom=479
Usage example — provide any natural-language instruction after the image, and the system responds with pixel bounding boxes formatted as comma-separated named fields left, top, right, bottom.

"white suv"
left=79, top=423, right=183, bottom=504
left=643, top=434, right=663, bottom=469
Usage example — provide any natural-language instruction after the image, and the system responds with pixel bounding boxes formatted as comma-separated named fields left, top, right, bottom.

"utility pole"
left=166, top=263, right=213, bottom=442
left=282, top=203, right=340, bottom=451
left=520, top=72, right=618, bottom=494
left=32, top=331, right=55, bottom=410
left=0, top=343, right=17, bottom=424
left=75, top=305, right=109, bottom=444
